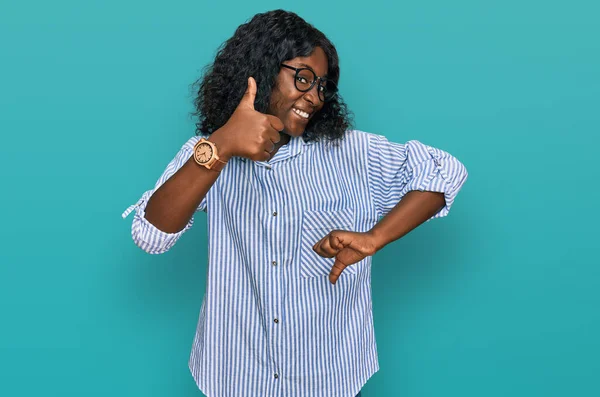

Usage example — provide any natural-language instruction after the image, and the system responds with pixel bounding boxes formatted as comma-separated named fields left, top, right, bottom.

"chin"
left=283, top=127, right=302, bottom=137
left=287, top=122, right=309, bottom=136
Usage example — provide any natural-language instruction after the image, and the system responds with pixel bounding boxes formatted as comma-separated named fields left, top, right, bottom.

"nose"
left=302, top=82, right=320, bottom=105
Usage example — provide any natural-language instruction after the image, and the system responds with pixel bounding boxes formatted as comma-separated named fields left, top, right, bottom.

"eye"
left=296, top=76, right=308, bottom=84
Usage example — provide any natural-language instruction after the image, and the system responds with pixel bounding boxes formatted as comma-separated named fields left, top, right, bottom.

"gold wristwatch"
left=192, top=138, right=228, bottom=172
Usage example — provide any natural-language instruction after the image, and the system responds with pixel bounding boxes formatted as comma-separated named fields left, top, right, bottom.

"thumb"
left=240, top=77, right=257, bottom=110
left=329, top=258, right=346, bottom=285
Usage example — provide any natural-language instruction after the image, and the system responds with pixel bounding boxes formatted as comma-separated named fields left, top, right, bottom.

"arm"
left=367, top=190, right=446, bottom=252
left=122, top=76, right=283, bottom=255
left=143, top=133, right=232, bottom=234
left=313, top=133, right=468, bottom=284
left=314, top=191, right=448, bottom=284
left=365, top=135, right=468, bottom=251
left=122, top=133, right=233, bottom=254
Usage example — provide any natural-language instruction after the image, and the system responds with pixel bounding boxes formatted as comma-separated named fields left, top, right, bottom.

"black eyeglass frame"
left=280, top=63, right=338, bottom=102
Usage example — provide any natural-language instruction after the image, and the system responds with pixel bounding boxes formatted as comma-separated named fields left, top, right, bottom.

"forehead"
left=285, top=47, right=328, bottom=77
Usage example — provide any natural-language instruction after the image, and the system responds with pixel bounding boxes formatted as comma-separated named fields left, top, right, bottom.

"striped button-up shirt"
left=122, top=129, right=468, bottom=397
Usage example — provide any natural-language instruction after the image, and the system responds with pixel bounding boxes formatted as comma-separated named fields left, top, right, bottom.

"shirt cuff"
left=122, top=191, right=194, bottom=254
left=402, top=146, right=468, bottom=220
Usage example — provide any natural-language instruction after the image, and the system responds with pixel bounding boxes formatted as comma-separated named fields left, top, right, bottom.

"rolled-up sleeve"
left=366, top=133, right=468, bottom=220
left=121, top=136, right=207, bottom=254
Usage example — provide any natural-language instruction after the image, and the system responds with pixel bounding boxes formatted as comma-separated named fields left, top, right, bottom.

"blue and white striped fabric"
left=122, top=129, right=468, bottom=397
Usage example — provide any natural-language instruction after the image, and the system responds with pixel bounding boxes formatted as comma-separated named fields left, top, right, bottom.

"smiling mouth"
left=292, top=108, right=310, bottom=119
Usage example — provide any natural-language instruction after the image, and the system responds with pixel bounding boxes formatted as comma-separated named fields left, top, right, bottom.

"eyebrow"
left=296, top=63, right=328, bottom=79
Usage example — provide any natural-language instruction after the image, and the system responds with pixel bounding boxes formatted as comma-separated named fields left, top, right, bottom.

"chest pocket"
left=299, top=207, right=360, bottom=279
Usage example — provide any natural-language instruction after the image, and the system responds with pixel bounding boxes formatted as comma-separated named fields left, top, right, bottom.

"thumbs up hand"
left=209, top=77, right=284, bottom=162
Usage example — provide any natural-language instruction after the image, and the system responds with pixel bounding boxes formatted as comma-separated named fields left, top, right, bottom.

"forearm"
left=367, top=190, right=446, bottom=252
left=145, top=134, right=232, bottom=233
left=144, top=157, right=216, bottom=233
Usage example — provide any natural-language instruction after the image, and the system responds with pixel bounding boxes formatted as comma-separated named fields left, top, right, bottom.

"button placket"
left=264, top=163, right=284, bottom=387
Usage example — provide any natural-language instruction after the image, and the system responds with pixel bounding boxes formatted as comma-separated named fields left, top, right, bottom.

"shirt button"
left=273, top=211, right=278, bottom=216
left=274, top=318, right=279, bottom=324
left=272, top=261, right=277, bottom=266
left=274, top=373, right=279, bottom=379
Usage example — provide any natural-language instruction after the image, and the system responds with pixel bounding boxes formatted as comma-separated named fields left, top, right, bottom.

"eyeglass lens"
left=294, top=69, right=336, bottom=101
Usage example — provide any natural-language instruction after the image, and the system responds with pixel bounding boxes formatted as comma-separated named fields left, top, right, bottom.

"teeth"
left=293, top=108, right=309, bottom=119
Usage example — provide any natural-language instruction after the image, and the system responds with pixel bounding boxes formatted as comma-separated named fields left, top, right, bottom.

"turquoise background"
left=1, top=0, right=598, bottom=395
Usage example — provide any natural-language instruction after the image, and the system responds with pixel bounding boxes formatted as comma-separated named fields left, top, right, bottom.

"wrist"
left=366, top=228, right=387, bottom=253
left=207, top=132, right=233, bottom=162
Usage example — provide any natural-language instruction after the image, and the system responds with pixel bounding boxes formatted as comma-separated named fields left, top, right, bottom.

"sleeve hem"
left=123, top=192, right=194, bottom=254
left=403, top=147, right=468, bottom=220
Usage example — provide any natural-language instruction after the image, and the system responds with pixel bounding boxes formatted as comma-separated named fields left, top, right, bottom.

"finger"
left=329, top=258, right=347, bottom=285
left=265, top=139, right=275, bottom=153
left=321, top=235, right=341, bottom=258
left=313, top=233, right=342, bottom=258
left=264, top=125, right=281, bottom=146
left=262, top=151, right=272, bottom=161
left=239, top=77, right=257, bottom=110
left=266, top=114, right=284, bottom=133
left=312, top=235, right=327, bottom=256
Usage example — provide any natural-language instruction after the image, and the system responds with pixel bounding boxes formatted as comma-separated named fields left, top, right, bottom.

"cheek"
left=268, top=89, right=286, bottom=115
left=269, top=95, right=297, bottom=124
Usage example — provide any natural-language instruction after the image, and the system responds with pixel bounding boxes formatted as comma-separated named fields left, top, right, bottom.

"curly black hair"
left=190, top=9, right=353, bottom=144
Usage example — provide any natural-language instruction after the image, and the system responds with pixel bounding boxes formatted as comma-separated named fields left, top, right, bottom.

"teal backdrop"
left=1, top=1, right=598, bottom=396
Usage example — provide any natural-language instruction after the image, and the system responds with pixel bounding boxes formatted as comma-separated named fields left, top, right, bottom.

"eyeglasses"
left=280, top=63, right=338, bottom=102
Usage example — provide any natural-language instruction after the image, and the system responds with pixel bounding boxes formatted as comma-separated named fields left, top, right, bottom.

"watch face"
left=194, top=142, right=213, bottom=164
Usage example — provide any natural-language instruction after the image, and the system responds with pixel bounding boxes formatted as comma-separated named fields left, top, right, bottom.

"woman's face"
left=267, top=46, right=328, bottom=136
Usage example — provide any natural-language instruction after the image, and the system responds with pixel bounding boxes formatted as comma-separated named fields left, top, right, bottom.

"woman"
left=123, top=9, right=468, bottom=397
